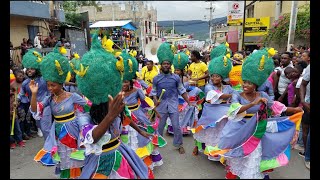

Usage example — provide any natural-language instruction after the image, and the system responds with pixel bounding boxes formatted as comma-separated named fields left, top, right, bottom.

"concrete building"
left=76, top=1, right=158, bottom=54
left=10, top=1, right=65, bottom=67
left=212, top=25, right=228, bottom=45
left=10, top=1, right=65, bottom=47
left=244, top=1, right=310, bottom=51
left=246, top=1, right=310, bottom=19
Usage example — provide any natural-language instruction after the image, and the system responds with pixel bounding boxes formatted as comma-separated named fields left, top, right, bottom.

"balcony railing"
left=10, top=1, right=50, bottom=19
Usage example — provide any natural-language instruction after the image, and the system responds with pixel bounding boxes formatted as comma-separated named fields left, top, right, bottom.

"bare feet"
left=179, top=146, right=185, bottom=154
left=192, top=146, right=199, bottom=156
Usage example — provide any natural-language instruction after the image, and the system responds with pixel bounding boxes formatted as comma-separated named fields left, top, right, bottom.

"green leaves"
left=263, top=4, right=310, bottom=45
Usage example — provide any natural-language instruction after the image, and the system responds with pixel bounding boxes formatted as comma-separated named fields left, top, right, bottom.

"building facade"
left=76, top=1, right=158, bottom=54
left=244, top=1, right=310, bottom=51
left=10, top=1, right=65, bottom=47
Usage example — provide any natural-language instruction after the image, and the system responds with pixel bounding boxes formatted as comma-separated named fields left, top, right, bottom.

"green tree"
left=264, top=4, right=310, bottom=46
left=63, top=1, right=102, bottom=27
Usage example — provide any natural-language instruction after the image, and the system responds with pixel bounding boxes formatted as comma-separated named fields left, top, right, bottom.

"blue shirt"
left=151, top=73, right=186, bottom=113
left=18, top=77, right=49, bottom=102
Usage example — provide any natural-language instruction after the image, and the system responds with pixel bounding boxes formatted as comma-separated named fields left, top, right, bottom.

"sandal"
left=178, top=146, right=185, bottom=154
left=192, top=146, right=199, bottom=156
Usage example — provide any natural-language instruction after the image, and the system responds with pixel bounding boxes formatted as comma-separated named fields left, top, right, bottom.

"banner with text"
left=244, top=17, right=270, bottom=36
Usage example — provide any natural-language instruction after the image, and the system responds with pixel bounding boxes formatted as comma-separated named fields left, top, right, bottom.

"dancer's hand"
left=29, top=80, right=38, bottom=94
left=140, top=131, right=153, bottom=139
left=107, top=92, right=125, bottom=120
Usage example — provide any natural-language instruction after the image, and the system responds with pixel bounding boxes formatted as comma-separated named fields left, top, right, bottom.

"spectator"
left=43, top=32, right=57, bottom=48
left=21, top=38, right=29, bottom=56
left=299, top=63, right=310, bottom=170
left=10, top=87, right=25, bottom=149
left=34, top=32, right=42, bottom=49
left=27, top=39, right=34, bottom=48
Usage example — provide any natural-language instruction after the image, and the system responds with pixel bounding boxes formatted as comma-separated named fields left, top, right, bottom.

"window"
left=247, top=5, right=254, bottom=18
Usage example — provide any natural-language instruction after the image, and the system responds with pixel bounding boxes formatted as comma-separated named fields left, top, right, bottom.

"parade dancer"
left=192, top=55, right=236, bottom=157
left=203, top=49, right=304, bottom=179
left=118, top=50, right=166, bottom=171
left=76, top=34, right=153, bottom=179
left=151, top=43, right=191, bottom=154
left=19, top=49, right=50, bottom=140
left=31, top=45, right=91, bottom=179
left=167, top=52, right=204, bottom=135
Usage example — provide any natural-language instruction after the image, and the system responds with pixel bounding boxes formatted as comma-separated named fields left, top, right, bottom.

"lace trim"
left=227, top=142, right=264, bottom=179
left=80, top=125, right=111, bottom=155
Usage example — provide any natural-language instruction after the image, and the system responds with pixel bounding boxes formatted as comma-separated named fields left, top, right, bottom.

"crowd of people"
left=10, top=32, right=310, bottom=178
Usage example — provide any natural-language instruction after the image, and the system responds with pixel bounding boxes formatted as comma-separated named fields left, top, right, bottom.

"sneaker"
left=298, top=152, right=305, bottom=158
left=305, top=161, right=310, bottom=170
left=37, top=128, right=43, bottom=137
left=18, top=141, right=25, bottom=147
left=294, top=144, right=304, bottom=151
left=10, top=143, right=16, bottom=149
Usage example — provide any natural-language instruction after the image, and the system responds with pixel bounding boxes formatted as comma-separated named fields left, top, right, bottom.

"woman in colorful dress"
left=118, top=50, right=166, bottom=171
left=76, top=34, right=153, bottom=179
left=204, top=49, right=304, bottom=179
left=167, top=52, right=204, bottom=135
left=31, top=45, right=91, bottom=179
left=192, top=55, right=235, bottom=156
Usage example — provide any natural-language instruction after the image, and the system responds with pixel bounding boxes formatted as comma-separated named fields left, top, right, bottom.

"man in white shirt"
left=274, top=52, right=293, bottom=106
left=34, top=32, right=42, bottom=49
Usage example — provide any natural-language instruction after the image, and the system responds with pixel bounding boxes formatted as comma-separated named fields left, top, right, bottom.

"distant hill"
left=158, top=16, right=227, bottom=41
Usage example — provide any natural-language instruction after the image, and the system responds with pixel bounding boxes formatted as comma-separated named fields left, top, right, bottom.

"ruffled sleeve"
left=205, top=90, right=223, bottom=104
left=270, top=101, right=287, bottom=117
left=227, top=93, right=247, bottom=121
left=30, top=95, right=51, bottom=120
left=79, top=124, right=112, bottom=156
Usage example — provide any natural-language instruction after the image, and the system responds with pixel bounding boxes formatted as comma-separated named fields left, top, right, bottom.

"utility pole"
left=241, top=0, right=246, bottom=51
left=206, top=1, right=214, bottom=44
left=172, top=20, right=175, bottom=35
left=287, top=1, right=298, bottom=52
left=275, top=1, right=281, bottom=21
left=112, top=1, right=115, bottom=21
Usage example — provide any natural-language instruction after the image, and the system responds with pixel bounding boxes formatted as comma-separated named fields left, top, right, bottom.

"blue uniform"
left=151, top=73, right=186, bottom=147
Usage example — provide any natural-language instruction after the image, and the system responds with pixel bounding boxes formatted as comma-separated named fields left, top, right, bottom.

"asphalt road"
left=10, top=133, right=310, bottom=179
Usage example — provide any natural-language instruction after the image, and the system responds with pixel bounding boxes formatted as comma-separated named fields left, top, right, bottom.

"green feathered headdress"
left=22, top=49, right=42, bottom=70
left=208, top=55, right=233, bottom=79
left=242, top=48, right=275, bottom=87
left=120, top=50, right=138, bottom=81
left=157, top=43, right=175, bottom=64
left=76, top=33, right=122, bottom=104
left=210, top=42, right=232, bottom=59
left=173, top=52, right=189, bottom=70
left=69, top=54, right=81, bottom=75
left=40, top=45, right=69, bottom=84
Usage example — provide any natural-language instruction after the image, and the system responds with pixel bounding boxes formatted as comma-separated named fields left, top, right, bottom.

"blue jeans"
left=10, top=119, right=23, bottom=144
left=305, top=129, right=310, bottom=161
left=297, top=125, right=304, bottom=147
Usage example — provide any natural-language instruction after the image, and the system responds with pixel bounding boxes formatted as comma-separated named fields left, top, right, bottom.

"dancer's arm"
left=92, top=92, right=125, bottom=143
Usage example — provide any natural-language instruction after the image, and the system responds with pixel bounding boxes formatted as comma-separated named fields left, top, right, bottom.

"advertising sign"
left=227, top=1, right=245, bottom=26
left=244, top=17, right=270, bottom=36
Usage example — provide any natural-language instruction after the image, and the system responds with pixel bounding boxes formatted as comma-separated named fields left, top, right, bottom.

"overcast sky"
left=99, top=1, right=229, bottom=21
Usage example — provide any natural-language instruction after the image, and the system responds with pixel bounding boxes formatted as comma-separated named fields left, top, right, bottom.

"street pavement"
left=10, top=133, right=310, bottom=179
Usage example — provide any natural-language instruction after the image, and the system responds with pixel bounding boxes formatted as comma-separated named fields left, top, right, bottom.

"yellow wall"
left=10, top=16, right=50, bottom=47
left=249, top=1, right=310, bottom=19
